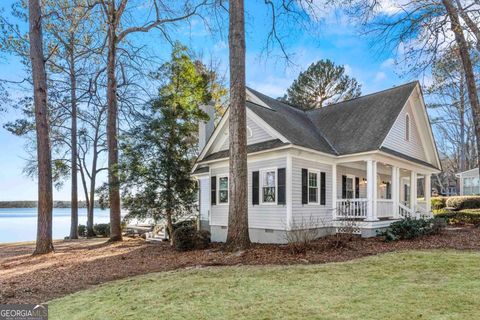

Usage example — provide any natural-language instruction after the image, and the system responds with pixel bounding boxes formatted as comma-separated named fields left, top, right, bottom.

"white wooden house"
left=456, top=168, right=480, bottom=195
left=192, top=82, right=441, bottom=243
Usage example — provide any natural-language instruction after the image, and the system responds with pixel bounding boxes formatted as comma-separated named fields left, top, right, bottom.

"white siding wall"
left=382, top=100, right=428, bottom=162
left=210, top=157, right=287, bottom=230
left=219, top=117, right=273, bottom=150
left=291, top=158, right=333, bottom=227
left=460, top=169, right=480, bottom=195
left=199, top=177, right=210, bottom=221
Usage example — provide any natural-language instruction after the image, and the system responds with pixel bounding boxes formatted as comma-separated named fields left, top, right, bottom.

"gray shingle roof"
left=246, top=90, right=337, bottom=155
left=198, top=81, right=439, bottom=170
left=247, top=82, right=419, bottom=155
left=379, top=147, right=439, bottom=170
left=192, top=166, right=209, bottom=174
left=306, top=82, right=418, bottom=155
left=202, top=139, right=288, bottom=162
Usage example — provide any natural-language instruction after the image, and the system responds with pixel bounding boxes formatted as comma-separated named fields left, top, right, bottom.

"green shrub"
left=163, top=220, right=197, bottom=239
left=194, top=230, right=211, bottom=250
left=78, top=224, right=86, bottom=237
left=172, top=226, right=210, bottom=251
left=172, top=226, right=196, bottom=251
left=431, top=197, right=446, bottom=210
left=434, top=210, right=480, bottom=226
left=379, top=217, right=444, bottom=242
left=445, top=196, right=480, bottom=210
left=94, top=223, right=110, bottom=237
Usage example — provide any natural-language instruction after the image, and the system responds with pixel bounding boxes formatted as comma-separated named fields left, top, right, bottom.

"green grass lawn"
left=49, top=250, right=480, bottom=320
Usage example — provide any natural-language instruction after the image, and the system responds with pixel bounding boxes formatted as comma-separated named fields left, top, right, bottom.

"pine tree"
left=284, top=59, right=361, bottom=110
left=120, top=44, right=213, bottom=242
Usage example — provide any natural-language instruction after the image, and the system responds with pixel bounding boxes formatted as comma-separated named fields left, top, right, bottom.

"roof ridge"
left=246, top=86, right=306, bottom=114
left=306, top=81, right=419, bottom=113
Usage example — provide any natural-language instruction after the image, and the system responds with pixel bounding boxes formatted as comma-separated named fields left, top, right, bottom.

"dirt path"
left=1, top=227, right=479, bottom=304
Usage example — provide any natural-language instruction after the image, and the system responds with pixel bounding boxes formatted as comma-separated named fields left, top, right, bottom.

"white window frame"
left=260, top=167, right=278, bottom=205
left=405, top=113, right=410, bottom=141
left=345, top=174, right=356, bottom=199
left=307, top=169, right=320, bottom=205
left=217, top=174, right=229, bottom=205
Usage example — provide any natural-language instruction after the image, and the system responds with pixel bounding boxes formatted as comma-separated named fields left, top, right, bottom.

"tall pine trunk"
left=69, top=45, right=78, bottom=240
left=443, top=0, right=480, bottom=179
left=459, top=76, right=466, bottom=172
left=106, top=1, right=122, bottom=241
left=29, top=0, right=53, bottom=254
left=226, top=0, right=250, bottom=250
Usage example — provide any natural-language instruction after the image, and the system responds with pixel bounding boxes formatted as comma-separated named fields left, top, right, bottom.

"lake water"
left=0, top=208, right=111, bottom=244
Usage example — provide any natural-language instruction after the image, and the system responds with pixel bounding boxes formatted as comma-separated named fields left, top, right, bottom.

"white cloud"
left=381, top=58, right=395, bottom=68
left=374, top=71, right=387, bottom=82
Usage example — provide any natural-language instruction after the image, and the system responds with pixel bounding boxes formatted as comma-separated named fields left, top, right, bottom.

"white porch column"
left=366, top=160, right=378, bottom=221
left=410, top=171, right=417, bottom=210
left=332, top=163, right=337, bottom=220
left=425, top=173, right=432, bottom=213
left=391, top=166, right=399, bottom=218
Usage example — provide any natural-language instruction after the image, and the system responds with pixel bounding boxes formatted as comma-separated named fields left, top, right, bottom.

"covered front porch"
left=332, top=159, right=433, bottom=222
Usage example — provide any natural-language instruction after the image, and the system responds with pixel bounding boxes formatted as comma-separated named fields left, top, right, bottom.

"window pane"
left=309, top=187, right=318, bottom=203
left=263, top=187, right=275, bottom=202
left=219, top=190, right=228, bottom=203
left=219, top=177, right=228, bottom=190
left=309, top=172, right=317, bottom=187
left=264, top=171, right=276, bottom=187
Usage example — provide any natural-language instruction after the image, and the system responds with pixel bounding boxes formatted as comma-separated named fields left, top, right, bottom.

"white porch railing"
left=399, top=203, right=433, bottom=219
left=336, top=199, right=368, bottom=219
left=377, top=199, right=394, bottom=218
left=416, top=201, right=427, bottom=212
left=398, top=203, right=414, bottom=218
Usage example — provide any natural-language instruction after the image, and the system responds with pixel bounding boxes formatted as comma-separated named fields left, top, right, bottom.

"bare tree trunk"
left=87, top=148, right=98, bottom=237
left=166, top=210, right=174, bottom=245
left=454, top=0, right=480, bottom=53
left=459, top=76, right=466, bottom=172
left=29, top=0, right=53, bottom=254
left=69, top=45, right=79, bottom=240
left=443, top=0, right=480, bottom=179
left=226, top=0, right=250, bottom=250
left=106, top=1, right=122, bottom=241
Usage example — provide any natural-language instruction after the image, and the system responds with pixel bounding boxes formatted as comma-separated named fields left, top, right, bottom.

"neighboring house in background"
left=192, top=81, right=441, bottom=243
left=456, top=168, right=480, bottom=195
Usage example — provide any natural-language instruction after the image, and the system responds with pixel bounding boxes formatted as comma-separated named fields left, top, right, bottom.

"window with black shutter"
left=302, top=169, right=308, bottom=204
left=211, top=176, right=216, bottom=205
left=342, top=175, right=347, bottom=199
left=320, top=172, right=326, bottom=205
left=277, top=168, right=286, bottom=205
left=355, top=177, right=360, bottom=198
left=252, top=171, right=259, bottom=205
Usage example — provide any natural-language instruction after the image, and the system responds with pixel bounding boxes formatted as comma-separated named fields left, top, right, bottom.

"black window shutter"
left=278, top=168, right=286, bottom=205
left=355, top=177, right=360, bottom=198
left=320, top=172, right=326, bottom=205
left=252, top=171, right=259, bottom=205
left=342, top=175, right=347, bottom=199
left=302, top=169, right=308, bottom=204
left=211, top=176, right=216, bottom=205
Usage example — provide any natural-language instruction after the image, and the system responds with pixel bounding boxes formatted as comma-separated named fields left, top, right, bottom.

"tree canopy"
left=282, top=59, right=362, bottom=110
left=120, top=44, right=220, bottom=239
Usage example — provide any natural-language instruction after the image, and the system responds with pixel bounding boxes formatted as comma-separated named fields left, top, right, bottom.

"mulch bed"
left=1, top=226, right=479, bottom=304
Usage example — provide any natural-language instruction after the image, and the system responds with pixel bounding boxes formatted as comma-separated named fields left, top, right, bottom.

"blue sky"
left=0, top=1, right=415, bottom=201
